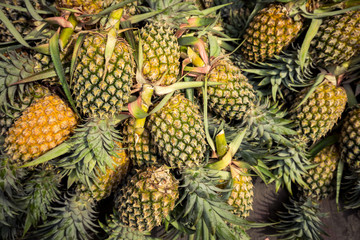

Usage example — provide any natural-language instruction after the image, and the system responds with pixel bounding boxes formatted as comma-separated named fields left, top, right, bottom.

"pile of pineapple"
left=1, top=0, right=360, bottom=239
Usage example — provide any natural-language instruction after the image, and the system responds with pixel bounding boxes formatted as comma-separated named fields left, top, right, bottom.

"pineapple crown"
left=272, top=197, right=328, bottom=240
left=343, top=173, right=360, bottom=209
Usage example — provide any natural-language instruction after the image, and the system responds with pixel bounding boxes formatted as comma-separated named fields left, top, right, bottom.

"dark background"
left=247, top=178, right=360, bottom=240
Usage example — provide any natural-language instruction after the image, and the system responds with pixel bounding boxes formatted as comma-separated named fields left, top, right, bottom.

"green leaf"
left=50, top=30, right=79, bottom=116
left=336, top=160, right=344, bottom=211
left=24, top=0, right=43, bottom=21
left=70, top=34, right=84, bottom=85
left=20, top=142, right=72, bottom=168
left=0, top=9, right=31, bottom=48
left=299, top=18, right=322, bottom=71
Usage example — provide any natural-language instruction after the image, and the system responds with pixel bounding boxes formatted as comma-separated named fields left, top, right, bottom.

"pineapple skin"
left=55, top=0, right=108, bottom=14
left=310, top=10, right=360, bottom=67
left=147, top=94, right=207, bottom=170
left=240, top=4, right=303, bottom=63
left=340, top=108, right=360, bottom=172
left=290, top=80, right=347, bottom=143
left=4, top=94, right=78, bottom=164
left=72, top=34, right=134, bottom=118
left=207, top=60, right=256, bottom=122
left=140, top=22, right=180, bottom=86
left=0, top=85, right=50, bottom=135
left=228, top=168, right=254, bottom=218
left=121, top=117, right=159, bottom=168
left=303, top=145, right=339, bottom=201
left=115, top=165, right=179, bottom=232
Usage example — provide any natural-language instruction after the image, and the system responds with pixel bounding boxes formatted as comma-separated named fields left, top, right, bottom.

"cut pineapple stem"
left=59, top=13, right=77, bottom=51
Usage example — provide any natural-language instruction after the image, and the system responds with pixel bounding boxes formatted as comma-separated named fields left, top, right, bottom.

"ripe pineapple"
left=290, top=78, right=347, bottom=143
left=4, top=93, right=78, bottom=165
left=115, top=165, right=179, bottom=232
left=340, top=107, right=360, bottom=172
left=79, top=141, right=130, bottom=201
left=302, top=145, right=339, bottom=201
left=121, top=117, right=159, bottom=168
left=227, top=167, right=254, bottom=218
left=206, top=59, right=256, bottom=122
left=240, top=2, right=304, bottom=62
left=147, top=93, right=207, bottom=170
left=310, top=10, right=360, bottom=67
left=55, top=0, right=110, bottom=15
left=0, top=84, right=50, bottom=135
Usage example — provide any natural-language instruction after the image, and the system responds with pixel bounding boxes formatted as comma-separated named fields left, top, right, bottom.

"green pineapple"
left=290, top=78, right=347, bottom=144
left=147, top=93, right=207, bottom=170
left=115, top=165, right=179, bottom=232
left=121, top=117, right=159, bottom=168
left=72, top=33, right=134, bottom=118
left=340, top=107, right=360, bottom=171
left=206, top=59, right=256, bottom=122
left=302, top=145, right=339, bottom=201
left=310, top=10, right=360, bottom=67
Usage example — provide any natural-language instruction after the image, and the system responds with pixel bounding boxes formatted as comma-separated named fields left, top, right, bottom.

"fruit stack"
left=1, top=0, right=360, bottom=239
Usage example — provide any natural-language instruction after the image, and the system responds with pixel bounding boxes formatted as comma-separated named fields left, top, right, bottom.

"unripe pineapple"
left=147, top=94, right=207, bottom=169
left=310, top=10, right=360, bottom=67
left=115, top=165, right=179, bottom=232
left=290, top=79, right=347, bottom=143
left=72, top=33, right=134, bottom=118
left=340, top=107, right=360, bottom=171
left=207, top=60, right=256, bottom=121
left=121, top=117, right=159, bottom=168
left=302, top=145, right=339, bottom=201
left=240, top=3, right=303, bottom=62
left=79, top=141, right=130, bottom=201
left=4, top=94, right=78, bottom=164
left=227, top=167, right=254, bottom=218
left=139, top=22, right=180, bottom=86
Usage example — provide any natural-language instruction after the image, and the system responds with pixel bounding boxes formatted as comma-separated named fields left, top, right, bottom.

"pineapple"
left=227, top=167, right=254, bottom=218
left=4, top=93, right=78, bottom=165
left=115, top=165, right=179, bottom=232
left=340, top=107, right=360, bottom=172
left=121, top=117, right=159, bottom=168
left=134, top=0, right=198, bottom=86
left=302, top=145, right=339, bottom=201
left=290, top=78, right=347, bottom=144
left=206, top=59, right=256, bottom=122
left=0, top=84, right=50, bottom=135
left=147, top=93, right=207, bottom=170
left=240, top=2, right=304, bottom=62
left=55, top=0, right=110, bottom=15
left=57, top=30, right=135, bottom=191
left=72, top=33, right=134, bottom=118
left=310, top=10, right=360, bottom=67
left=78, top=141, right=130, bottom=201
